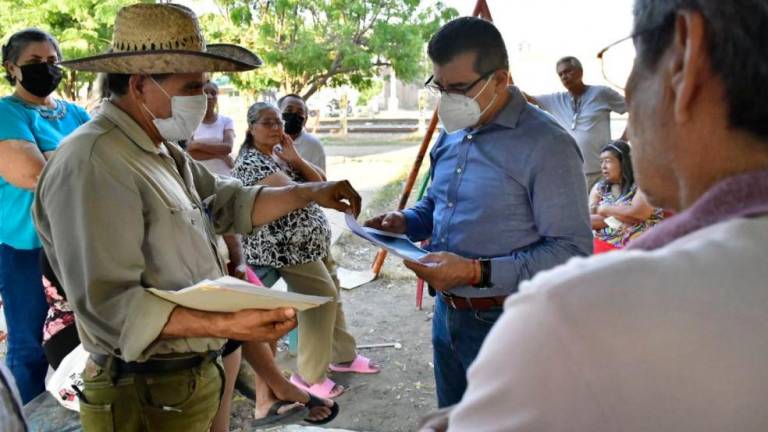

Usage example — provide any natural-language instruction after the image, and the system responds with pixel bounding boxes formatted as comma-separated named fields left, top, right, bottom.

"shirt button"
left=456, top=168, right=462, bottom=174
left=467, top=135, right=473, bottom=140
left=447, top=202, right=454, bottom=208
left=441, top=237, right=447, bottom=242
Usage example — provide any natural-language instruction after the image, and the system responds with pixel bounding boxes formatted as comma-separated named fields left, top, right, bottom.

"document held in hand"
left=345, top=213, right=434, bottom=266
left=148, top=276, right=330, bottom=312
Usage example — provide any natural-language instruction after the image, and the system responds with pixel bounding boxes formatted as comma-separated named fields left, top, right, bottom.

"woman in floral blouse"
left=590, top=140, right=664, bottom=250
left=233, top=102, right=379, bottom=400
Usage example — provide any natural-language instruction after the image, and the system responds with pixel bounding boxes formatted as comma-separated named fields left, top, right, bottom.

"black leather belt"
left=90, top=352, right=215, bottom=375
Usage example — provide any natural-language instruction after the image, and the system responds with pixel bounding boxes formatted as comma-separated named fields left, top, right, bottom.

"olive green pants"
left=279, top=256, right=358, bottom=383
left=79, top=355, right=224, bottom=432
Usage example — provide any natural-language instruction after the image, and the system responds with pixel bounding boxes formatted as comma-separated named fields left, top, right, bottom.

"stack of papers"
left=345, top=213, right=433, bottom=265
left=148, top=276, right=330, bottom=312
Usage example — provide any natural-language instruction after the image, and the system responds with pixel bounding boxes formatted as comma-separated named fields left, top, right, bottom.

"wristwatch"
left=472, top=258, right=494, bottom=289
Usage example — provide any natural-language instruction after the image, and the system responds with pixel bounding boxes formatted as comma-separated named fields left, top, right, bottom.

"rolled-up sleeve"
left=187, top=158, right=262, bottom=235
left=34, top=155, right=177, bottom=362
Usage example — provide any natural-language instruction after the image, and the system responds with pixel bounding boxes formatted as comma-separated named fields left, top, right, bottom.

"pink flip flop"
left=329, top=354, right=380, bottom=374
left=290, top=374, right=344, bottom=399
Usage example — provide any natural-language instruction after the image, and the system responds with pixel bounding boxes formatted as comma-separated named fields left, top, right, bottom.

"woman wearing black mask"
left=0, top=28, right=89, bottom=404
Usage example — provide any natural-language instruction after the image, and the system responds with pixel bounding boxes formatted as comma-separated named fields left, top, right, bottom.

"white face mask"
left=437, top=76, right=498, bottom=133
left=142, top=77, right=207, bottom=142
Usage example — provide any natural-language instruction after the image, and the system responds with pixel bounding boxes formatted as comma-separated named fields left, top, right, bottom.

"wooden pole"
left=370, top=0, right=495, bottom=276
left=371, top=111, right=439, bottom=275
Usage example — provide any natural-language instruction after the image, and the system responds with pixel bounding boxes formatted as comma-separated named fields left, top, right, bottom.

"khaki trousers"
left=79, top=356, right=224, bottom=432
left=278, top=256, right=357, bottom=383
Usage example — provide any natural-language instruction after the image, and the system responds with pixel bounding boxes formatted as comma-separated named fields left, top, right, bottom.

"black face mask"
left=17, top=63, right=63, bottom=98
left=282, top=112, right=305, bottom=136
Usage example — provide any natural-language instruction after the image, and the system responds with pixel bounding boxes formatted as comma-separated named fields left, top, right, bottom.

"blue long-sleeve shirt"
left=402, top=86, right=592, bottom=298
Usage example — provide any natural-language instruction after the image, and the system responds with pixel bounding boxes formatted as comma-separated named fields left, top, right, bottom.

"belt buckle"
left=466, top=297, right=476, bottom=310
left=444, top=293, right=458, bottom=309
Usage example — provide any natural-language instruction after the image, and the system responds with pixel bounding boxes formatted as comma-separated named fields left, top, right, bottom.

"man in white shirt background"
left=528, top=56, right=627, bottom=191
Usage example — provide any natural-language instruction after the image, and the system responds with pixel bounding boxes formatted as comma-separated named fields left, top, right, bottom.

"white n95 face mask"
left=437, top=76, right=498, bottom=133
left=143, top=77, right=208, bottom=142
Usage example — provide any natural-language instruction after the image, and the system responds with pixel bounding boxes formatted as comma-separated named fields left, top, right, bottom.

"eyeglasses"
left=255, top=120, right=284, bottom=129
left=596, top=35, right=636, bottom=90
left=424, top=69, right=496, bottom=95
left=597, top=15, right=675, bottom=90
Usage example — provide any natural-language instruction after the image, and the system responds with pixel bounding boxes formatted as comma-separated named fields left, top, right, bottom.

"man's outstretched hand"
left=302, top=180, right=362, bottom=217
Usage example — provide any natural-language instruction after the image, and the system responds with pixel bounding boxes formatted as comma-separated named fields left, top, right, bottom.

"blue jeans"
left=432, top=295, right=503, bottom=408
left=0, top=244, right=48, bottom=403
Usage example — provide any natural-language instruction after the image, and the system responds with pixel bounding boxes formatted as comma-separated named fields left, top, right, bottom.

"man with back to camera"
left=419, top=0, right=768, bottom=430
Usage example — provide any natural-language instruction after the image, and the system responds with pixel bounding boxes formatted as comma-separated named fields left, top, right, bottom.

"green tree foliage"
left=0, top=0, right=456, bottom=102
left=206, top=0, right=457, bottom=99
left=0, top=0, right=150, bottom=101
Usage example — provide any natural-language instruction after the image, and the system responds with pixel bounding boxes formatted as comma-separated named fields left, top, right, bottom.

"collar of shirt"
left=99, top=100, right=162, bottom=155
left=475, top=85, right=527, bottom=132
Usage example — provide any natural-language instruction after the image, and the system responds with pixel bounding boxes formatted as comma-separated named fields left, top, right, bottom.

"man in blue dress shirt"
left=365, top=17, right=592, bottom=407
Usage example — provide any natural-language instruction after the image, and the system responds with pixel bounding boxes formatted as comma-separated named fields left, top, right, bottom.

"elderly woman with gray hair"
left=233, top=101, right=380, bottom=400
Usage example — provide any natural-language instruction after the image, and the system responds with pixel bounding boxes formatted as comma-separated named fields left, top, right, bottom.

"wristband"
left=472, top=258, right=493, bottom=288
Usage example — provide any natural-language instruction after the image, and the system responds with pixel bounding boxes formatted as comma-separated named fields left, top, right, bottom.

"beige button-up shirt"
left=33, top=101, right=261, bottom=362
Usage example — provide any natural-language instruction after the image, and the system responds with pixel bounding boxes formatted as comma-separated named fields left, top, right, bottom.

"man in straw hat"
left=33, top=3, right=351, bottom=430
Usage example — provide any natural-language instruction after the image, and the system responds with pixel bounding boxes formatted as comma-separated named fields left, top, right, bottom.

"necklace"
left=8, top=94, right=67, bottom=121
left=570, top=95, right=582, bottom=130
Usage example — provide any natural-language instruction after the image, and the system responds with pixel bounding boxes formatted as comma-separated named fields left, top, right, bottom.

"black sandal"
left=304, top=393, right=340, bottom=425
left=250, top=400, right=308, bottom=427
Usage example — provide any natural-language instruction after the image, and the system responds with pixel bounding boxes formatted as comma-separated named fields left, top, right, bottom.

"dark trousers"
left=0, top=244, right=48, bottom=403
left=431, top=295, right=503, bottom=408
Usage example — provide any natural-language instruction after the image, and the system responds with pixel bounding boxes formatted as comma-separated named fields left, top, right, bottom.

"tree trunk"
left=86, top=79, right=94, bottom=101
left=301, top=52, right=344, bottom=100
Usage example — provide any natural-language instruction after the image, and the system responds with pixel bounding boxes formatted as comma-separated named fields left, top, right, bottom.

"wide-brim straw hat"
left=59, top=3, right=262, bottom=73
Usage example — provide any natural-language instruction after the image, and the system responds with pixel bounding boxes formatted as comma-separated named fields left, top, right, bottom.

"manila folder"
left=147, top=276, right=329, bottom=312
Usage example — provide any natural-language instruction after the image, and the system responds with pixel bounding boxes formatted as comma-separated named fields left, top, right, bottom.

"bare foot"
left=254, top=393, right=304, bottom=421
left=272, top=379, right=335, bottom=422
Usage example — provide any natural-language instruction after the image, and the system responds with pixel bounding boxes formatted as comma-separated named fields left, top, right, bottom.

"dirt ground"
left=229, top=170, right=439, bottom=432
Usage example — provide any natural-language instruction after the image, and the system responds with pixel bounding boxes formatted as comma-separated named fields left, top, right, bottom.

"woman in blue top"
left=0, top=28, right=89, bottom=403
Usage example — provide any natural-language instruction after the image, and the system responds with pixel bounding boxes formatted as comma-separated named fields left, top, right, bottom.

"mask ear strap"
left=472, top=74, right=495, bottom=102
left=141, top=103, right=158, bottom=120
left=478, top=90, right=498, bottom=118
left=147, top=75, right=171, bottom=99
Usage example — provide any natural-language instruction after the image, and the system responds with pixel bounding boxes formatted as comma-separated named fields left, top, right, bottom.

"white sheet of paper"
left=147, top=276, right=330, bottom=312
left=337, top=267, right=377, bottom=290
left=604, top=216, right=624, bottom=230
left=345, top=213, right=434, bottom=266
